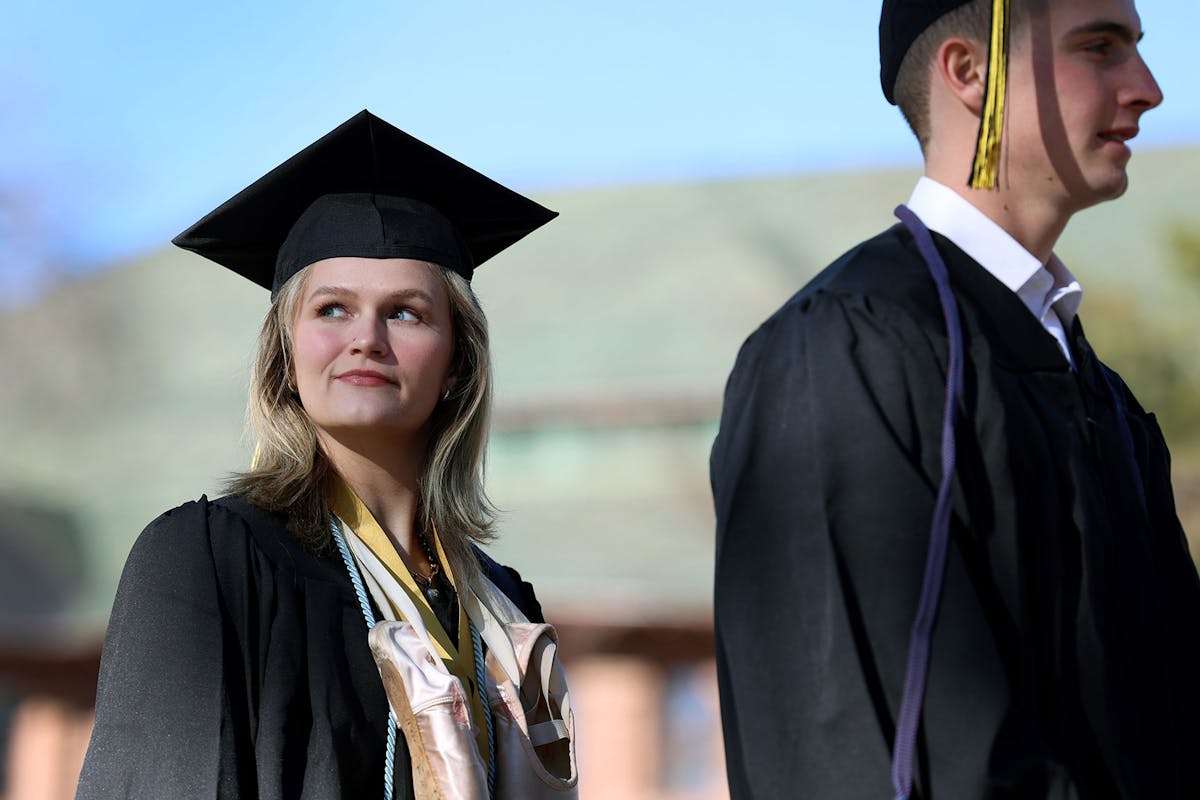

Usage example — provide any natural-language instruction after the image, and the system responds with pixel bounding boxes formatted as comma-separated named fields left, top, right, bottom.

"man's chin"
left=1072, top=171, right=1130, bottom=212
left=1100, top=170, right=1130, bottom=200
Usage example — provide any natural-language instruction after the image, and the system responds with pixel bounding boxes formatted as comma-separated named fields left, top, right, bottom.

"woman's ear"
left=441, top=375, right=457, bottom=401
left=935, top=36, right=988, bottom=114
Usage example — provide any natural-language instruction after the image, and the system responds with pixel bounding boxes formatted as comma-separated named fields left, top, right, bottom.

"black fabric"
left=880, top=0, right=975, bottom=103
left=275, top=194, right=474, bottom=293
left=172, top=110, right=558, bottom=293
left=76, top=494, right=544, bottom=800
left=423, top=576, right=461, bottom=644
left=711, top=224, right=1200, bottom=799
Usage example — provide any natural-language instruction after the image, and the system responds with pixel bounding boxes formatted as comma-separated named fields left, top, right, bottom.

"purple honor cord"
left=889, top=206, right=965, bottom=800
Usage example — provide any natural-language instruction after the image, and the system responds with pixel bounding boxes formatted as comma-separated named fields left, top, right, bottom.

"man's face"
left=1003, top=0, right=1161, bottom=212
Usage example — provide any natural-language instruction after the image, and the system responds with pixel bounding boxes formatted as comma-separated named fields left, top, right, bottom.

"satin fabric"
left=370, top=623, right=490, bottom=800
left=368, top=584, right=578, bottom=800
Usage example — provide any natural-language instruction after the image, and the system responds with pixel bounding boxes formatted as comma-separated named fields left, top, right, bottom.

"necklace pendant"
left=425, top=586, right=441, bottom=602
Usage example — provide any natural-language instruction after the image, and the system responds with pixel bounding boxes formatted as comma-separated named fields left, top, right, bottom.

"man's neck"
left=924, top=166, right=1070, bottom=264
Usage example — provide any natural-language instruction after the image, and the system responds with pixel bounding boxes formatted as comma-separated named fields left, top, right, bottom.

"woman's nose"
left=349, top=317, right=388, bottom=355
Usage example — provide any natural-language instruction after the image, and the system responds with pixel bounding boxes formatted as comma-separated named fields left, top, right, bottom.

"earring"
left=441, top=387, right=452, bottom=401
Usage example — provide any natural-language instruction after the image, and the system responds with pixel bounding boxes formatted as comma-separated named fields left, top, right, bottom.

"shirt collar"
left=906, top=176, right=1082, bottom=325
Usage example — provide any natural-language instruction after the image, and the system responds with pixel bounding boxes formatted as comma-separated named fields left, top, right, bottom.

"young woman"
left=77, top=111, right=577, bottom=800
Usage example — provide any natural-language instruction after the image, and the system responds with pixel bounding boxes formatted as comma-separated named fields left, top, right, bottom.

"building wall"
left=1, top=696, right=92, bottom=800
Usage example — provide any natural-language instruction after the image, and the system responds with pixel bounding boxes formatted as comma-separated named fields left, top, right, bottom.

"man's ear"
left=935, top=36, right=988, bottom=115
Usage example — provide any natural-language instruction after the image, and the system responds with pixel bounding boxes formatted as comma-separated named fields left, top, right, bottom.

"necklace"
left=411, top=528, right=443, bottom=603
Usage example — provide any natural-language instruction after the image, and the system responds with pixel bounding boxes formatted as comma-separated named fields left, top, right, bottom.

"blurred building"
left=0, top=499, right=98, bottom=800
left=1, top=152, right=1198, bottom=798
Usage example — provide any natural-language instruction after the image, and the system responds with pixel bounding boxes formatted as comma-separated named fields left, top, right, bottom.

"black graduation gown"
left=76, top=494, right=544, bottom=800
left=711, top=224, right=1200, bottom=799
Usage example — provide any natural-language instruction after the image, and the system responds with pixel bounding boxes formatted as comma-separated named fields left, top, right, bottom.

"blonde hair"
left=225, top=261, right=497, bottom=593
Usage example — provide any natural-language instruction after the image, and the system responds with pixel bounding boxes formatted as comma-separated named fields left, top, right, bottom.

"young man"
left=711, top=0, right=1200, bottom=797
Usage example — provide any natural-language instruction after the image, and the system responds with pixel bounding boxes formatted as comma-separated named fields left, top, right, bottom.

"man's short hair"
left=893, top=0, right=1030, bottom=151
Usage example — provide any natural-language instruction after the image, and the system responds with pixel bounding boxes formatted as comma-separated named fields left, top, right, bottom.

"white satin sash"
left=339, top=518, right=578, bottom=799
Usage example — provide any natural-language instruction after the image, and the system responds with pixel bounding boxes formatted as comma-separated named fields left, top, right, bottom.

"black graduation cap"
left=880, top=0, right=966, bottom=105
left=173, top=110, right=558, bottom=296
left=880, top=0, right=1010, bottom=189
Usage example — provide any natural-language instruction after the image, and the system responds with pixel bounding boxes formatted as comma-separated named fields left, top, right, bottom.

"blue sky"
left=2, top=0, right=1197, bottom=304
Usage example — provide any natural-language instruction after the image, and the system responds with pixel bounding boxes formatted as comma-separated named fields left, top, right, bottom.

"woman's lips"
left=336, top=370, right=396, bottom=386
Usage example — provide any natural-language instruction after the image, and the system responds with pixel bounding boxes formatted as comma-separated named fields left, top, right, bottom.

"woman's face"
left=291, top=257, right=456, bottom=444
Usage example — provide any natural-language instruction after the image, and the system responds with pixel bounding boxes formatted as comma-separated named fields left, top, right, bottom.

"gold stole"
left=328, top=479, right=491, bottom=769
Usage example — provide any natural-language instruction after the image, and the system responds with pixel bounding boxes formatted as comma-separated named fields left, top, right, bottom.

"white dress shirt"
left=906, top=177, right=1082, bottom=367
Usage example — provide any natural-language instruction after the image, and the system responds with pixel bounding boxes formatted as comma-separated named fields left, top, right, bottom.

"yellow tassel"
left=969, top=0, right=1009, bottom=189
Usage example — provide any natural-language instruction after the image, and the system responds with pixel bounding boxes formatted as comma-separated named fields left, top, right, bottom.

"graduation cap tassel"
left=968, top=0, right=1009, bottom=189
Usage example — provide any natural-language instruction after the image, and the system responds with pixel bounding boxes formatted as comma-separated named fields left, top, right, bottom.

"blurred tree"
left=0, top=187, right=52, bottom=308
left=1169, top=225, right=1200, bottom=288
left=0, top=494, right=88, bottom=633
left=1085, top=222, right=1200, bottom=549
left=1084, top=221, right=1200, bottom=455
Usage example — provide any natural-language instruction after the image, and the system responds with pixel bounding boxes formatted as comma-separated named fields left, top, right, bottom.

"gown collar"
left=907, top=177, right=1083, bottom=363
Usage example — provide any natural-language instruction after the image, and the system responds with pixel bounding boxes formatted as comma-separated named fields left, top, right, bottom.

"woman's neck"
left=320, top=431, right=426, bottom=562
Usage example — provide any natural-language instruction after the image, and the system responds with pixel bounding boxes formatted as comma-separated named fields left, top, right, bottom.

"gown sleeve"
left=77, top=498, right=250, bottom=800
left=711, top=290, right=1082, bottom=799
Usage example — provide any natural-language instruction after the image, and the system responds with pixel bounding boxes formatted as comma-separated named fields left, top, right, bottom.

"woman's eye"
left=317, top=303, right=347, bottom=318
left=390, top=308, right=419, bottom=322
